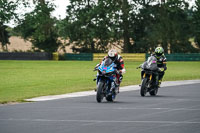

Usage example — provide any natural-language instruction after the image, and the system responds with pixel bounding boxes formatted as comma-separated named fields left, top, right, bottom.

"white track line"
left=26, top=80, right=200, bottom=102
left=0, top=118, right=200, bottom=124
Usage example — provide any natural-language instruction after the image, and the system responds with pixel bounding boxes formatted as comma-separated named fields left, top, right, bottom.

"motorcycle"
left=94, top=58, right=118, bottom=103
left=138, top=56, right=163, bottom=96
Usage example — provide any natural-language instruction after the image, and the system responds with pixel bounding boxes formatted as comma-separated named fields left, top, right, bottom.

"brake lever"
left=136, top=66, right=141, bottom=69
left=93, top=67, right=98, bottom=71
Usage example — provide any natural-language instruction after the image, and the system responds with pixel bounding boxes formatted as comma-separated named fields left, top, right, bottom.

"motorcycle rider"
left=95, top=49, right=126, bottom=92
left=151, top=46, right=167, bottom=87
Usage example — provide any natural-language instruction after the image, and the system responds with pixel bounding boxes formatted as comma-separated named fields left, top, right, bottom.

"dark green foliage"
left=1, top=0, right=200, bottom=53
left=129, top=1, right=156, bottom=53
left=0, top=0, right=18, bottom=23
left=0, top=0, right=18, bottom=50
left=16, top=1, right=61, bottom=52
left=60, top=0, right=200, bottom=53
left=0, top=25, right=10, bottom=50
left=130, top=0, right=198, bottom=53
left=58, top=0, right=120, bottom=53
left=193, top=0, right=200, bottom=49
left=154, top=0, right=195, bottom=53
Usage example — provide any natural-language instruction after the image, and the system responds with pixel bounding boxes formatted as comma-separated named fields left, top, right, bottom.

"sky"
left=52, top=0, right=70, bottom=19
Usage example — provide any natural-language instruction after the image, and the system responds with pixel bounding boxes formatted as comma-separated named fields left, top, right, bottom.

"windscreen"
left=147, top=56, right=157, bottom=65
left=104, top=58, right=113, bottom=67
left=145, top=56, right=158, bottom=70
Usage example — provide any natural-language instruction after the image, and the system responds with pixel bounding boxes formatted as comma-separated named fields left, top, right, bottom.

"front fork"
left=142, top=72, right=159, bottom=89
left=97, top=76, right=116, bottom=94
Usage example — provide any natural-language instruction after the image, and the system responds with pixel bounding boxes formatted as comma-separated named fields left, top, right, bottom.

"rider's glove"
left=94, top=64, right=100, bottom=71
left=159, top=68, right=165, bottom=72
left=95, top=64, right=100, bottom=68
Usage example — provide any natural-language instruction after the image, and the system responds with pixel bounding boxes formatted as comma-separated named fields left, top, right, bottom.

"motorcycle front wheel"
left=106, top=95, right=113, bottom=102
left=149, top=87, right=158, bottom=96
left=140, top=77, right=148, bottom=97
left=96, top=81, right=104, bottom=103
left=106, top=92, right=116, bottom=102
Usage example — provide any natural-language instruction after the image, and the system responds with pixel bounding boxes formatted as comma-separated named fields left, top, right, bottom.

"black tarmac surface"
left=0, top=83, right=200, bottom=133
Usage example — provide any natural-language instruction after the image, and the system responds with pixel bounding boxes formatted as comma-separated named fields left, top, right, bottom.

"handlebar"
left=136, top=66, right=141, bottom=69
left=136, top=64, right=142, bottom=69
left=93, top=67, right=98, bottom=71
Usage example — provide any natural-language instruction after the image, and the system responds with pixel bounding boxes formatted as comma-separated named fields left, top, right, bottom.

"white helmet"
left=108, top=49, right=117, bottom=57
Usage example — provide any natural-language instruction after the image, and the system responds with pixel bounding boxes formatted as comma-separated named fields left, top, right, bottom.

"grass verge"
left=0, top=60, right=200, bottom=103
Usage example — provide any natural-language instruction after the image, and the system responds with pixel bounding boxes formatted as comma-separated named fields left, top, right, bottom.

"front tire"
left=96, top=81, right=104, bottom=103
left=106, top=95, right=113, bottom=102
left=140, top=77, right=148, bottom=97
left=149, top=87, right=158, bottom=96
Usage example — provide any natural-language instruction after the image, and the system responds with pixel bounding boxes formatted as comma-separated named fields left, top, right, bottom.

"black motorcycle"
left=138, top=56, right=162, bottom=96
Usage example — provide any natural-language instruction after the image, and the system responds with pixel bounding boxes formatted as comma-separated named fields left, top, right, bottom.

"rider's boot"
left=115, top=81, right=120, bottom=93
left=109, top=82, right=115, bottom=95
left=116, top=86, right=119, bottom=93
left=158, top=80, right=162, bottom=88
left=93, top=78, right=97, bottom=91
left=116, top=75, right=123, bottom=93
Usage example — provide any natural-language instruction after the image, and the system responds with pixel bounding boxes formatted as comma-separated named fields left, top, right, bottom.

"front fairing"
left=98, top=62, right=116, bottom=74
left=141, top=56, right=159, bottom=87
left=96, top=58, right=116, bottom=84
left=141, top=56, right=158, bottom=71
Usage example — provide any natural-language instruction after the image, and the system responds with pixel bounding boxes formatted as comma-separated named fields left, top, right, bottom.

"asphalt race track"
left=0, top=83, right=200, bottom=133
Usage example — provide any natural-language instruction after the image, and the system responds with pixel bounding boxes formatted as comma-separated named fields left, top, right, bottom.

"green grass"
left=0, top=60, right=200, bottom=103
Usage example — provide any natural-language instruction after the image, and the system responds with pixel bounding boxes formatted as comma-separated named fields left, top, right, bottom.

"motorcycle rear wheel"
left=140, top=77, right=148, bottom=97
left=96, top=81, right=104, bottom=103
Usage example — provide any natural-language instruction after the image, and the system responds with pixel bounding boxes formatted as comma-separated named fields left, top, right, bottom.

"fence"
left=0, top=52, right=52, bottom=60
left=1, top=52, right=199, bottom=61
left=64, top=53, right=93, bottom=61
left=146, top=53, right=200, bottom=61
left=93, top=53, right=145, bottom=61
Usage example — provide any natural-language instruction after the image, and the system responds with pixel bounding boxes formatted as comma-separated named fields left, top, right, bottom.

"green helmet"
left=155, top=47, right=164, bottom=56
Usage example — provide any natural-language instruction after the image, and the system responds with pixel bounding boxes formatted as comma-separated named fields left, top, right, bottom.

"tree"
left=58, top=0, right=199, bottom=53
left=193, top=0, right=200, bottom=50
left=130, top=0, right=196, bottom=53
left=0, top=0, right=18, bottom=50
left=58, top=0, right=121, bottom=53
left=61, top=0, right=100, bottom=53
left=128, top=0, right=157, bottom=53
left=152, top=0, right=195, bottom=53
left=118, top=0, right=132, bottom=53
left=16, top=0, right=61, bottom=52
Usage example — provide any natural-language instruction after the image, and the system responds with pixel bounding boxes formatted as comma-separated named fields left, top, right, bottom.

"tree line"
left=0, top=0, right=200, bottom=53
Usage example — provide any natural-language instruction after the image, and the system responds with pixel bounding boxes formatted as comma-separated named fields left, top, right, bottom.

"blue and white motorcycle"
left=94, top=58, right=118, bottom=103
